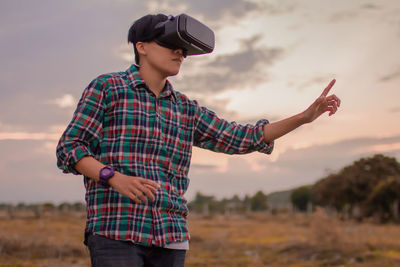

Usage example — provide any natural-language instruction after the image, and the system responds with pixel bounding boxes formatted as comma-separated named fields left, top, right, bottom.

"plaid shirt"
left=56, top=64, right=274, bottom=247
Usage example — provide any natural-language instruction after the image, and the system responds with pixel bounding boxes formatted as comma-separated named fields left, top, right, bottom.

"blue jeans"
left=87, top=234, right=186, bottom=267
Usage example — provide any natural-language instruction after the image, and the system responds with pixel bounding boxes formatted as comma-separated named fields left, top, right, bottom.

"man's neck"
left=138, top=64, right=167, bottom=97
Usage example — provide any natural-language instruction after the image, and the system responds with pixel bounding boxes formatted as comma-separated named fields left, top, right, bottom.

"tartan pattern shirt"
left=56, top=64, right=274, bottom=247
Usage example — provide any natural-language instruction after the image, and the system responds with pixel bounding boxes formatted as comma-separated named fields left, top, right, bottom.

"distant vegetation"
left=288, top=154, right=400, bottom=222
left=188, top=154, right=400, bottom=223
left=1, top=154, right=399, bottom=223
left=188, top=190, right=269, bottom=215
left=0, top=201, right=85, bottom=219
left=311, top=154, right=400, bottom=222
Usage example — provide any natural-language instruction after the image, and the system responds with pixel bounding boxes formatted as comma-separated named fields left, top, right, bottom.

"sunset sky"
left=1, top=0, right=399, bottom=204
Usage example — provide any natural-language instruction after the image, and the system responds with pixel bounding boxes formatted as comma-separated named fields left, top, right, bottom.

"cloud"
left=185, top=0, right=260, bottom=20
left=191, top=164, right=219, bottom=170
left=261, top=135, right=400, bottom=177
left=193, top=98, right=238, bottom=119
left=0, top=92, right=77, bottom=133
left=145, top=0, right=261, bottom=20
left=0, top=120, right=65, bottom=141
left=380, top=68, right=400, bottom=82
left=0, top=1, right=150, bottom=135
left=389, top=107, right=400, bottom=113
left=291, top=75, right=334, bottom=92
left=117, top=44, right=135, bottom=63
left=211, top=35, right=280, bottom=71
left=370, top=142, right=400, bottom=154
left=324, top=2, right=385, bottom=24
left=173, top=35, right=283, bottom=94
left=48, top=94, right=77, bottom=108
left=0, top=132, right=60, bottom=141
left=0, top=139, right=85, bottom=204
left=328, top=10, right=360, bottom=22
left=361, top=3, right=381, bottom=10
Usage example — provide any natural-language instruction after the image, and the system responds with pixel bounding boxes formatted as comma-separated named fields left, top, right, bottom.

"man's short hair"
left=127, top=14, right=169, bottom=65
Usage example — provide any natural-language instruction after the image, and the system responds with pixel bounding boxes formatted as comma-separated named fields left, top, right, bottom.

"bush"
left=291, top=186, right=311, bottom=211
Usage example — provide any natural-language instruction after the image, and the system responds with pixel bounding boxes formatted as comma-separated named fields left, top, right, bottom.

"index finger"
left=321, top=79, right=336, bottom=97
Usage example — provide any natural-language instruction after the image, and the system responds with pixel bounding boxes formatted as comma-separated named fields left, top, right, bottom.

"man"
left=56, top=13, right=340, bottom=267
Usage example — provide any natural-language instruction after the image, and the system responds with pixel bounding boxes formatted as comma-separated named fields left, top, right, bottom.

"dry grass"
left=0, top=213, right=89, bottom=267
left=186, top=209, right=400, bottom=266
left=1, top=211, right=400, bottom=266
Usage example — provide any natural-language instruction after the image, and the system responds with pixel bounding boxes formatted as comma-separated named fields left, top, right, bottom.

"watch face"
left=102, top=168, right=111, bottom=176
left=99, top=166, right=114, bottom=187
left=100, top=166, right=114, bottom=179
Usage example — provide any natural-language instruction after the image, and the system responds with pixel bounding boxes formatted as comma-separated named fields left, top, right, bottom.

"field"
left=1, top=209, right=400, bottom=266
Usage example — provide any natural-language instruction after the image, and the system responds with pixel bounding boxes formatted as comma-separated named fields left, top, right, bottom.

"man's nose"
left=174, top=48, right=183, bottom=55
left=174, top=48, right=186, bottom=58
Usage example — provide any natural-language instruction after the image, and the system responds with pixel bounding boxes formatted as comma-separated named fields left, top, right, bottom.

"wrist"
left=107, top=172, right=121, bottom=187
left=298, top=110, right=310, bottom=124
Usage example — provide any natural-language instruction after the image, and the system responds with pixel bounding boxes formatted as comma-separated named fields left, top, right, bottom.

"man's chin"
left=168, top=70, right=180, bottom=77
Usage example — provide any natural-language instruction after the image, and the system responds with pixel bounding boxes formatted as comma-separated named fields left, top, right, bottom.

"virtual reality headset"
left=154, top=14, right=215, bottom=57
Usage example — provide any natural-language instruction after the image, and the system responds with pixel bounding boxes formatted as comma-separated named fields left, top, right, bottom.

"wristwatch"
left=99, top=166, right=115, bottom=188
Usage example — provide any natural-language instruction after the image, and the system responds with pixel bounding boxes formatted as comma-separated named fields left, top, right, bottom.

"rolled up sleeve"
left=56, top=78, right=105, bottom=174
left=193, top=103, right=274, bottom=155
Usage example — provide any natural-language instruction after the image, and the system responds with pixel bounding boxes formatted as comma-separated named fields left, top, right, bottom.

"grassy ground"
left=1, top=209, right=400, bottom=266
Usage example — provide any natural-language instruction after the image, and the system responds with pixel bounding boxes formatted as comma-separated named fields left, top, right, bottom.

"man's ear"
left=136, top=42, right=147, bottom=57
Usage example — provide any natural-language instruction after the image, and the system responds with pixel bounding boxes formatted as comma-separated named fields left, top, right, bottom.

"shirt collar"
left=125, top=64, right=177, bottom=103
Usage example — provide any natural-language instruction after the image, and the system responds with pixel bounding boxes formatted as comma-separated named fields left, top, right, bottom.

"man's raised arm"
left=263, top=79, right=341, bottom=143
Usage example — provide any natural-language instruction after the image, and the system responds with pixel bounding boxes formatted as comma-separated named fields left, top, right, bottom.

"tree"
left=187, top=192, right=216, bottom=213
left=312, top=154, right=400, bottom=219
left=43, top=202, right=56, bottom=212
left=250, top=190, right=268, bottom=211
left=365, top=176, right=400, bottom=221
left=291, top=186, right=311, bottom=211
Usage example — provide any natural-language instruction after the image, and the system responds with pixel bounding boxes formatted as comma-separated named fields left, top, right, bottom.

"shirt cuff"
left=64, top=145, right=94, bottom=175
left=253, top=119, right=274, bottom=154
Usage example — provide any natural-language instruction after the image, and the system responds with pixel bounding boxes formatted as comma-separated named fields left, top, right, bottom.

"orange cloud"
left=369, top=142, right=400, bottom=154
left=0, top=132, right=60, bottom=141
